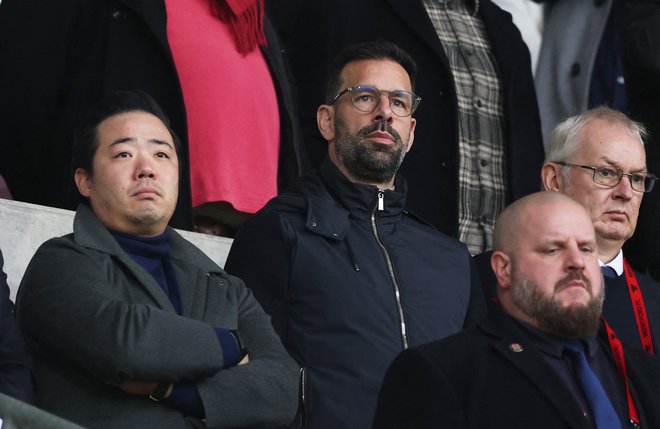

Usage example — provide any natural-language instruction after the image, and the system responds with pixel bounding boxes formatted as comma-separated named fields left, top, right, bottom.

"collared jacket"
left=373, top=305, right=660, bottom=428
left=16, top=204, right=299, bottom=429
left=277, top=0, right=544, bottom=237
left=0, top=0, right=307, bottom=229
left=225, top=160, right=486, bottom=429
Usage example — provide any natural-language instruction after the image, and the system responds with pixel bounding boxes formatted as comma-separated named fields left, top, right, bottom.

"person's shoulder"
left=251, top=171, right=341, bottom=227
left=418, top=323, right=485, bottom=354
left=272, top=171, right=328, bottom=207
left=632, top=268, right=660, bottom=288
left=393, top=325, right=488, bottom=375
left=32, top=233, right=80, bottom=256
left=620, top=267, right=660, bottom=299
left=402, top=210, right=470, bottom=252
left=168, top=229, right=225, bottom=270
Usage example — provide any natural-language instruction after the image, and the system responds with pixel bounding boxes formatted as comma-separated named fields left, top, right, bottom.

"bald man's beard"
left=510, top=267, right=604, bottom=338
left=332, top=118, right=407, bottom=185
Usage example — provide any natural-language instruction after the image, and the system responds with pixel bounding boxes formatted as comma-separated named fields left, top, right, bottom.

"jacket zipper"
left=371, top=189, right=409, bottom=350
left=298, top=367, right=307, bottom=428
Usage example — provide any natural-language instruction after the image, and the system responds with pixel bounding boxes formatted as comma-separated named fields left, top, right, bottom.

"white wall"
left=0, top=198, right=233, bottom=300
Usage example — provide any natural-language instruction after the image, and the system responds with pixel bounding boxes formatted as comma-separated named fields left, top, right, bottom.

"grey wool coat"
left=16, top=204, right=299, bottom=429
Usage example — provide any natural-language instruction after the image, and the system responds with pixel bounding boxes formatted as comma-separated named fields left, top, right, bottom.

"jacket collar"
left=297, top=159, right=408, bottom=240
left=72, top=204, right=221, bottom=312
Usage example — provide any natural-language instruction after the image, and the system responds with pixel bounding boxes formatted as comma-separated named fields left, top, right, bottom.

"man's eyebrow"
left=599, top=157, right=647, bottom=172
left=109, top=137, right=135, bottom=147
left=148, top=138, right=174, bottom=149
left=109, top=137, right=174, bottom=149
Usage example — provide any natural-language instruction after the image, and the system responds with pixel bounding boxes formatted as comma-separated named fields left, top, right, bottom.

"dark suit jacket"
left=373, top=307, right=660, bottom=428
left=283, top=0, right=544, bottom=236
left=16, top=204, right=299, bottom=428
left=0, top=251, right=33, bottom=404
left=602, top=267, right=660, bottom=354
left=621, top=0, right=660, bottom=278
left=0, top=0, right=307, bottom=229
left=474, top=250, right=660, bottom=354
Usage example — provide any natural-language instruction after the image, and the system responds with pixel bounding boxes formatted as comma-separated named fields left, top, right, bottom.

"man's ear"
left=491, top=250, right=512, bottom=290
left=74, top=168, right=92, bottom=197
left=317, top=105, right=335, bottom=142
left=541, top=162, right=564, bottom=192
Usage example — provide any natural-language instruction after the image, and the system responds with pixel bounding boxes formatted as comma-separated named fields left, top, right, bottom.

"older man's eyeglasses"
left=553, top=161, right=657, bottom=193
left=330, top=85, right=422, bottom=117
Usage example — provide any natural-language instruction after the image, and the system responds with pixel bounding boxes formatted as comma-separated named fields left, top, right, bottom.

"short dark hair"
left=324, top=39, right=418, bottom=103
left=71, top=90, right=182, bottom=177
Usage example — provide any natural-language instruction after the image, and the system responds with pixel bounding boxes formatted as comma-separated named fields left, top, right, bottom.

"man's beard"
left=510, top=267, right=604, bottom=338
left=333, top=118, right=407, bottom=185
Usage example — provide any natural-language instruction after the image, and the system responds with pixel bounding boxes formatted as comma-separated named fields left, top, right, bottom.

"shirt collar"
left=513, top=318, right=600, bottom=358
left=598, top=249, right=624, bottom=276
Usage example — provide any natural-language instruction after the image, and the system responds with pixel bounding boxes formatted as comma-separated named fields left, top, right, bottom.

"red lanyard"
left=604, top=319, right=641, bottom=428
left=622, top=259, right=655, bottom=355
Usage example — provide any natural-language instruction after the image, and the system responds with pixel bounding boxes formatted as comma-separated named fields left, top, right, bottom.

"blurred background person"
left=0, top=0, right=308, bottom=236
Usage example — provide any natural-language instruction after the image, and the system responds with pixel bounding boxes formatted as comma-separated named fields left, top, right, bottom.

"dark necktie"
left=601, top=265, right=617, bottom=278
left=564, top=341, right=623, bottom=429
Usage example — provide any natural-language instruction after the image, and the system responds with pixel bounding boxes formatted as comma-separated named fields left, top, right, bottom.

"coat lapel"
left=73, top=204, right=176, bottom=311
left=117, top=253, right=178, bottom=311
left=385, top=0, right=449, bottom=63
left=170, top=260, right=209, bottom=319
left=167, top=230, right=225, bottom=320
left=482, top=313, right=592, bottom=429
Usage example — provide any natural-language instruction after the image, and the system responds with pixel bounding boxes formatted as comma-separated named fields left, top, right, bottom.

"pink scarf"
left=213, top=0, right=267, bottom=54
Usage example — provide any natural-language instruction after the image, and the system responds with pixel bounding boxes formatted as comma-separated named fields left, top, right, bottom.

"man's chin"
left=596, top=222, right=633, bottom=242
left=127, top=210, right=165, bottom=228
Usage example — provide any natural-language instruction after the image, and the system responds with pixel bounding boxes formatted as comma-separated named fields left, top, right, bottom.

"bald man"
left=373, top=192, right=660, bottom=429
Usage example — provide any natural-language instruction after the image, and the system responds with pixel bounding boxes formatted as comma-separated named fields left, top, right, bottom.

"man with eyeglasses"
left=224, top=40, right=486, bottom=429
left=541, top=106, right=660, bottom=355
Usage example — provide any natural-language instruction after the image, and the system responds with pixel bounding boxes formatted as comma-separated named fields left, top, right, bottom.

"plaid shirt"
left=423, top=0, right=507, bottom=255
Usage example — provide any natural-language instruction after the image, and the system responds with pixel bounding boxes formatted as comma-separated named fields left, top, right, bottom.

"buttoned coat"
left=535, top=0, right=613, bottom=146
left=16, top=204, right=299, bottom=429
left=621, top=0, right=660, bottom=277
left=373, top=306, right=660, bottom=428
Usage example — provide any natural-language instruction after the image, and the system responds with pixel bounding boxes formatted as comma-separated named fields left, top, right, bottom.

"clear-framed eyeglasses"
left=330, top=85, right=422, bottom=117
left=553, top=161, right=657, bottom=193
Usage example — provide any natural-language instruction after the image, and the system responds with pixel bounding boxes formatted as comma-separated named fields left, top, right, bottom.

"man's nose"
left=373, top=93, right=394, bottom=123
left=134, top=155, right=155, bottom=179
left=612, top=174, right=635, bottom=200
left=565, top=245, right=586, bottom=271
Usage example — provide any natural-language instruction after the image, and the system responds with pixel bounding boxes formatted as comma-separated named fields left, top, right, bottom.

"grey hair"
left=545, top=106, right=646, bottom=164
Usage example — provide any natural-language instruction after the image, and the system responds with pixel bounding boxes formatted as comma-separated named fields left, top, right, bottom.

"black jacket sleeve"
left=0, top=250, right=33, bottom=403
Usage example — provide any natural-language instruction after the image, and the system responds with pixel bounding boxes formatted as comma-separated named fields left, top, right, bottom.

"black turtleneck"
left=110, top=229, right=183, bottom=315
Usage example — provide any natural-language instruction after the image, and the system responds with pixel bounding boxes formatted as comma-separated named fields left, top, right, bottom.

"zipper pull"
left=377, top=189, right=385, bottom=211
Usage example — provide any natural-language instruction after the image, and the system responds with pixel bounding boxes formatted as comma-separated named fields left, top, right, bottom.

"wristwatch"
left=149, top=382, right=172, bottom=402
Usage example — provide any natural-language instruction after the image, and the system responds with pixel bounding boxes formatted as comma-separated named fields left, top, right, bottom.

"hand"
left=238, top=354, right=250, bottom=365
